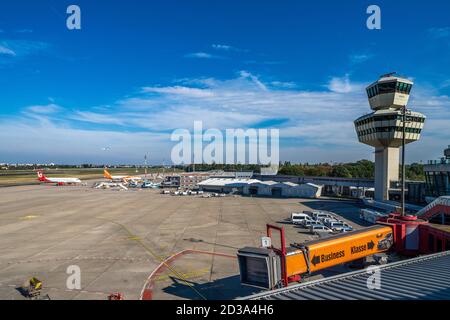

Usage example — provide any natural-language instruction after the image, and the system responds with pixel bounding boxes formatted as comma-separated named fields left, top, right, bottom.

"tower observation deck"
left=354, top=73, right=426, bottom=201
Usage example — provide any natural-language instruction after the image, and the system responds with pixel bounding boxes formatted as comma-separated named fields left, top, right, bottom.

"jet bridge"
left=237, top=224, right=394, bottom=289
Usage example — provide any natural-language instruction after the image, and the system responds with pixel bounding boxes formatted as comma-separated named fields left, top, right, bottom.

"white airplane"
left=103, top=169, right=142, bottom=183
left=37, top=171, right=82, bottom=185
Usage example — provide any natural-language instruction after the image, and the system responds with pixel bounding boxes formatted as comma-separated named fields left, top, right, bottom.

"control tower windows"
left=354, top=114, right=425, bottom=127
left=378, top=81, right=397, bottom=94
left=357, top=126, right=422, bottom=137
left=366, top=86, right=379, bottom=98
left=366, top=81, right=412, bottom=98
left=396, top=82, right=412, bottom=94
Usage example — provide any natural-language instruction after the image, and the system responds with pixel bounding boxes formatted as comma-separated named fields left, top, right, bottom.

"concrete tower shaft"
left=374, top=147, right=400, bottom=201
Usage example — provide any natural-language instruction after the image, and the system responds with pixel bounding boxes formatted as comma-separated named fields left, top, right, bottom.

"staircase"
left=416, top=196, right=450, bottom=220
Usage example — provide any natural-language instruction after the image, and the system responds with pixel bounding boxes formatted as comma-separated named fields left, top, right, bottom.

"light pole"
left=401, top=105, right=407, bottom=217
left=144, top=154, right=148, bottom=179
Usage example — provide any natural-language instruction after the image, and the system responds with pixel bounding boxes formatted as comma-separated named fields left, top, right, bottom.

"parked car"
left=309, top=224, right=333, bottom=235
left=127, top=182, right=140, bottom=188
left=326, top=221, right=353, bottom=232
left=321, top=216, right=353, bottom=231
left=340, top=223, right=353, bottom=232
left=322, top=217, right=341, bottom=225
left=291, top=213, right=313, bottom=225
left=301, top=218, right=319, bottom=228
left=341, top=223, right=353, bottom=232
left=311, top=211, right=335, bottom=222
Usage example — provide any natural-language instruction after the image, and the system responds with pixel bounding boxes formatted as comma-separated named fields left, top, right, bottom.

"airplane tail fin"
left=36, top=170, right=46, bottom=182
left=103, top=169, right=113, bottom=180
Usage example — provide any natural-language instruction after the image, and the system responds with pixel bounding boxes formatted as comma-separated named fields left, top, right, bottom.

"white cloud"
left=212, top=44, right=232, bottom=50
left=0, top=118, right=169, bottom=164
left=270, top=81, right=297, bottom=89
left=184, top=52, right=224, bottom=59
left=0, top=40, right=49, bottom=62
left=428, top=27, right=450, bottom=39
left=1, top=72, right=449, bottom=164
left=142, top=86, right=215, bottom=98
left=440, top=79, right=450, bottom=89
left=239, top=70, right=267, bottom=91
left=211, top=44, right=247, bottom=52
left=25, top=104, right=62, bottom=114
left=327, top=74, right=363, bottom=93
left=15, top=29, right=33, bottom=33
left=349, top=53, right=374, bottom=64
left=70, top=111, right=126, bottom=126
left=0, top=45, right=16, bottom=56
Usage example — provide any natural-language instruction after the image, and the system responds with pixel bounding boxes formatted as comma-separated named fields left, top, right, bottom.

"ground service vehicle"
left=322, top=217, right=340, bottom=224
left=291, top=213, right=313, bottom=225
left=309, top=224, right=333, bottom=234
left=311, top=211, right=335, bottom=222
left=326, top=221, right=353, bottom=232
left=301, top=219, right=318, bottom=228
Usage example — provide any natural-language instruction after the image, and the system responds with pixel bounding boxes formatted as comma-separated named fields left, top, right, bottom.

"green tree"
left=331, top=165, right=352, bottom=178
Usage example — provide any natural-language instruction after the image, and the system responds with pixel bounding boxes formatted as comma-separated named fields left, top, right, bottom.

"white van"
left=326, top=221, right=353, bottom=232
left=309, top=224, right=333, bottom=235
left=291, top=213, right=313, bottom=225
left=311, top=211, right=335, bottom=222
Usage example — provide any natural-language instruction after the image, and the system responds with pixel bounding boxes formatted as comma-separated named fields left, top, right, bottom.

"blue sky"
left=0, top=0, right=449, bottom=164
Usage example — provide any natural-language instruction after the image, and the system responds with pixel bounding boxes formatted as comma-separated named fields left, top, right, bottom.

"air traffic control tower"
left=354, top=73, right=426, bottom=201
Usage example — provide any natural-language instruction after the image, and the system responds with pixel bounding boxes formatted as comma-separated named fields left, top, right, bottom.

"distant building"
left=198, top=178, right=322, bottom=198
left=243, top=181, right=322, bottom=198
left=215, top=171, right=254, bottom=179
left=424, top=145, right=450, bottom=199
left=161, top=172, right=211, bottom=188
left=198, top=178, right=260, bottom=193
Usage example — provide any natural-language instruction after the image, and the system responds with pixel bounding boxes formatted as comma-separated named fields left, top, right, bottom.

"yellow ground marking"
left=154, top=267, right=210, bottom=282
left=127, top=236, right=142, bottom=241
left=96, top=217, right=207, bottom=300
left=20, top=215, right=39, bottom=220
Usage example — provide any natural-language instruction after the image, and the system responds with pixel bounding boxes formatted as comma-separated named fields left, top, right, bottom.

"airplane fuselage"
left=45, top=177, right=82, bottom=184
left=37, top=171, right=81, bottom=185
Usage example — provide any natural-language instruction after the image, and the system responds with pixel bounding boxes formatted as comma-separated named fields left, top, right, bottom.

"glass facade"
left=425, top=171, right=450, bottom=197
left=366, top=81, right=413, bottom=98
left=357, top=126, right=422, bottom=137
left=355, top=114, right=425, bottom=127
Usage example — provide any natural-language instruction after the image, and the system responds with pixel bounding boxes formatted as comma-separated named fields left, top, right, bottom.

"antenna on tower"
left=381, top=71, right=397, bottom=78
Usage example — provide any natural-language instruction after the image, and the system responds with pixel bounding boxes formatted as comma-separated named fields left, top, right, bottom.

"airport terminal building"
left=424, top=145, right=450, bottom=200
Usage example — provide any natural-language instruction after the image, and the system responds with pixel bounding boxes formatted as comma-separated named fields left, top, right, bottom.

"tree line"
left=185, top=160, right=425, bottom=181
left=278, top=161, right=424, bottom=181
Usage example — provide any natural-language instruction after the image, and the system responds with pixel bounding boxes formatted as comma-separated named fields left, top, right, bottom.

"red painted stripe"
left=139, top=249, right=236, bottom=300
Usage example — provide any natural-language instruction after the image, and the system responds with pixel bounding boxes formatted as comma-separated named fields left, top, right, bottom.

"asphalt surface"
left=0, top=183, right=364, bottom=300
